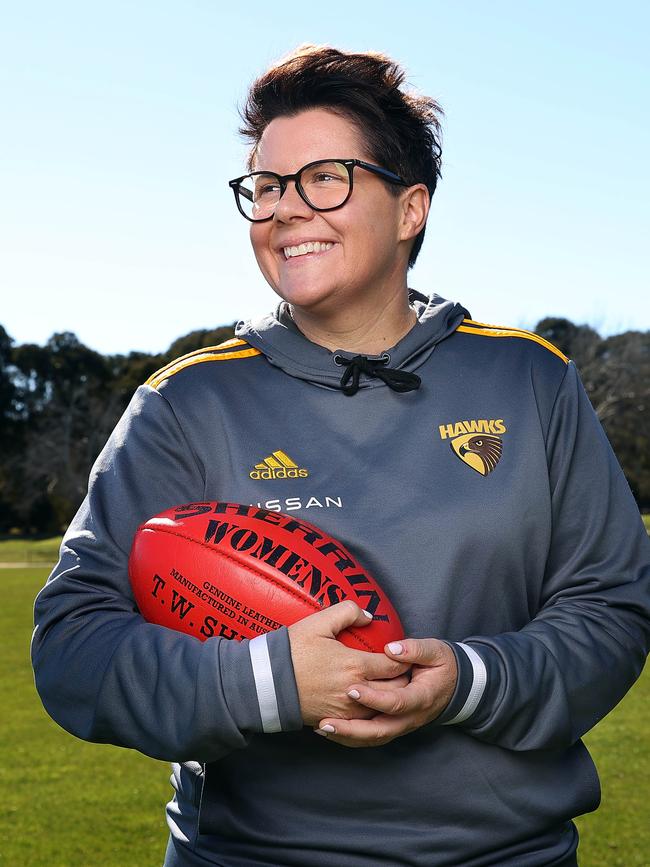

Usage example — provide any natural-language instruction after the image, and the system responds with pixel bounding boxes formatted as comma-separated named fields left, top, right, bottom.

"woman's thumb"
left=384, top=638, right=446, bottom=663
left=322, top=599, right=374, bottom=638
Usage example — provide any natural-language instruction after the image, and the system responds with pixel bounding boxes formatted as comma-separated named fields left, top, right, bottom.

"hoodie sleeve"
left=436, top=360, right=650, bottom=750
left=31, top=384, right=303, bottom=763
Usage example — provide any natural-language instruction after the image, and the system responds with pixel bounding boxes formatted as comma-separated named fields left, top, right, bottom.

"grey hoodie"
left=32, top=291, right=650, bottom=866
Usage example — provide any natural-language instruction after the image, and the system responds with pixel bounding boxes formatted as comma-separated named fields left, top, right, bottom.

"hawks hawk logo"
left=451, top=433, right=502, bottom=476
left=438, top=419, right=506, bottom=476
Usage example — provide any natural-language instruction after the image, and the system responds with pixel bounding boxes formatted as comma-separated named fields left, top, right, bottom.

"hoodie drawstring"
left=335, top=354, right=421, bottom=397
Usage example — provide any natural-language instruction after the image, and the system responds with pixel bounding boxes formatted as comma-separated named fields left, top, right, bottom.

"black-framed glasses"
left=228, top=158, right=409, bottom=222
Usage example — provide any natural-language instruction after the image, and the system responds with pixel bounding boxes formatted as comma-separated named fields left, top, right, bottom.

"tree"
left=11, top=333, right=115, bottom=532
left=1, top=323, right=237, bottom=533
left=0, top=326, right=22, bottom=529
left=535, top=318, right=650, bottom=508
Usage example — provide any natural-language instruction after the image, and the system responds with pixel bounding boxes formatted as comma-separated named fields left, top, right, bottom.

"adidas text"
left=249, top=467, right=309, bottom=480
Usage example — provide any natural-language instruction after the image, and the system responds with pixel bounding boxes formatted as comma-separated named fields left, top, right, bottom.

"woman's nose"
left=273, top=180, right=314, bottom=222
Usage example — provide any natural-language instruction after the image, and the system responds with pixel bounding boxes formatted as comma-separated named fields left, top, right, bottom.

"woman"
left=32, top=45, right=650, bottom=866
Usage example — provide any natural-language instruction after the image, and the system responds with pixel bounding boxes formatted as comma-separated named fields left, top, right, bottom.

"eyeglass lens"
left=237, top=161, right=350, bottom=220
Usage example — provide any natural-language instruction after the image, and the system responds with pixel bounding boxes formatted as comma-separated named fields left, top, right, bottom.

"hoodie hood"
left=235, top=289, right=470, bottom=392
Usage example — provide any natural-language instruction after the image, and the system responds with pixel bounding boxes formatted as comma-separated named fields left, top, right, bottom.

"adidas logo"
left=249, top=450, right=309, bottom=480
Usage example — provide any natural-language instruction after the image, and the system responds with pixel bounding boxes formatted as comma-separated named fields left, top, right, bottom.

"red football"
left=128, top=501, right=404, bottom=652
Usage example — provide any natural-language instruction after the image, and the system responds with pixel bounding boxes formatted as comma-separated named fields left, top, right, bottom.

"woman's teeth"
left=283, top=241, right=334, bottom=259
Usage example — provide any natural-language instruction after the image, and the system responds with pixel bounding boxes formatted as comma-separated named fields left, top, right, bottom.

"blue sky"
left=1, top=0, right=648, bottom=355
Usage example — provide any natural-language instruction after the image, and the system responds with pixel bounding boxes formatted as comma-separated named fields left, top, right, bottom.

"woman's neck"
left=288, top=290, right=417, bottom=356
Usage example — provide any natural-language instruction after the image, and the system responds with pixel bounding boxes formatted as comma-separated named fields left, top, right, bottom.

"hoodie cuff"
left=436, top=642, right=488, bottom=726
left=218, top=627, right=304, bottom=736
left=249, top=627, right=304, bottom=732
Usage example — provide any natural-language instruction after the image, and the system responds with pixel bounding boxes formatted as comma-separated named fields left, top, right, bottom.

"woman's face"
left=249, top=108, right=412, bottom=315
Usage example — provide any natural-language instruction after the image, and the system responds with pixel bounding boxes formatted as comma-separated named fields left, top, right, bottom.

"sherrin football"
left=128, top=501, right=404, bottom=652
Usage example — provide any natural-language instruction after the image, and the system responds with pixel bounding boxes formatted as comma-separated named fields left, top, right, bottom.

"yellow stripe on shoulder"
left=457, top=319, right=568, bottom=363
left=145, top=338, right=261, bottom=389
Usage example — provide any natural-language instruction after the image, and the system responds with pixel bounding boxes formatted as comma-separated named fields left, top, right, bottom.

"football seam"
left=139, top=524, right=375, bottom=652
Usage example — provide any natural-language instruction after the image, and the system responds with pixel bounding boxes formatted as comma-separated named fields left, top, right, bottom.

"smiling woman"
left=31, top=43, right=650, bottom=867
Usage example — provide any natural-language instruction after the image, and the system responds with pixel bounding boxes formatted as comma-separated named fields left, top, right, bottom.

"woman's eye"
left=256, top=184, right=280, bottom=197
left=313, top=173, right=341, bottom=183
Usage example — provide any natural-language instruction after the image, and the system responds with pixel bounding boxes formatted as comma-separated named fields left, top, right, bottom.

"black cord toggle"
left=335, top=354, right=421, bottom=396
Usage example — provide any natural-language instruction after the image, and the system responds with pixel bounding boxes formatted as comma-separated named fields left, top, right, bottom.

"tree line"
left=0, top=318, right=648, bottom=535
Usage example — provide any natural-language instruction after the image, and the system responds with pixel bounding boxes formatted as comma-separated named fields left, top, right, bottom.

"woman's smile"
left=281, top=240, right=337, bottom=260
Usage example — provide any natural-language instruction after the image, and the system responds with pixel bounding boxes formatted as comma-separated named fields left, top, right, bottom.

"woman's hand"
left=314, top=638, right=458, bottom=747
left=287, top=600, right=411, bottom=727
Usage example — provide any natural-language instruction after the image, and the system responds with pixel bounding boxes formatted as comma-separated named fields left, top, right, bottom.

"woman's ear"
left=399, top=184, right=430, bottom=242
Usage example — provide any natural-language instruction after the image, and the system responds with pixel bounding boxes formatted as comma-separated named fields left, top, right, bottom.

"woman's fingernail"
left=363, top=609, right=373, bottom=619
left=387, top=642, right=403, bottom=655
left=320, top=724, right=336, bottom=733
left=347, top=689, right=360, bottom=700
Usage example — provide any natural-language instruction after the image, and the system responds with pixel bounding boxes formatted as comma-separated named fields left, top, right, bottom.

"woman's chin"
left=271, top=281, right=339, bottom=312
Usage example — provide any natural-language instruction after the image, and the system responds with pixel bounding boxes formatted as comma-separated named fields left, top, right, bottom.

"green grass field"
left=0, top=536, right=62, bottom=565
left=3, top=551, right=649, bottom=865
left=1, top=567, right=170, bottom=867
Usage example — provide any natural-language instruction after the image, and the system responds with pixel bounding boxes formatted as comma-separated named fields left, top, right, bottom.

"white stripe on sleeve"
left=442, top=643, right=487, bottom=725
left=248, top=634, right=282, bottom=733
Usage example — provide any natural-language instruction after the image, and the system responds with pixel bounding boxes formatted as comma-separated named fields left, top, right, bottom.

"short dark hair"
left=238, top=44, right=444, bottom=269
